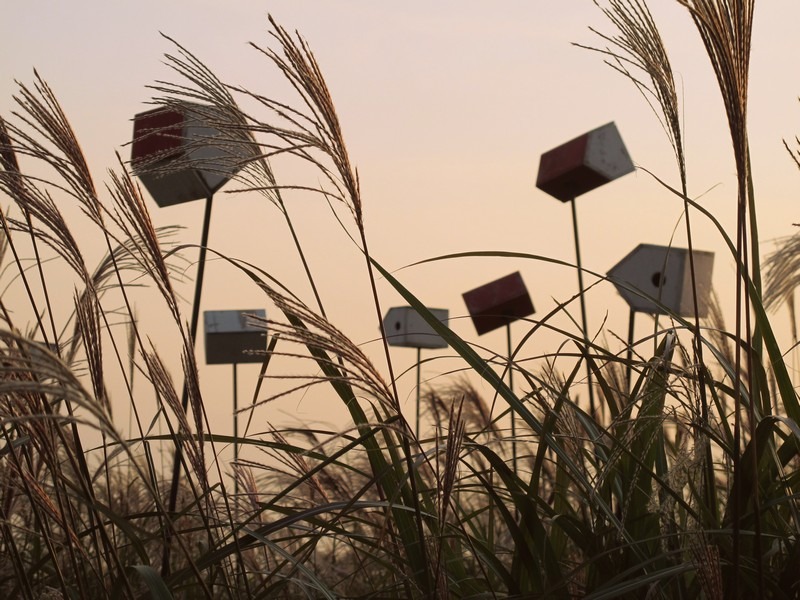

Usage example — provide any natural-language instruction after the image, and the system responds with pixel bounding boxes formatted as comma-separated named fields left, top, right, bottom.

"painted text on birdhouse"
left=204, top=309, right=267, bottom=365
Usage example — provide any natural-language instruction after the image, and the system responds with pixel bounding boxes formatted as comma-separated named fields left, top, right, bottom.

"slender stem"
left=571, top=198, right=595, bottom=416
left=361, top=212, right=431, bottom=592
left=507, top=323, right=516, bottom=474
left=626, top=309, right=635, bottom=393
left=25, top=211, right=58, bottom=351
left=0, top=209, right=49, bottom=349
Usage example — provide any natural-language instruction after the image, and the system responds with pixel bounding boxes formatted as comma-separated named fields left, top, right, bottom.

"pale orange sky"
left=2, top=2, right=800, bottom=441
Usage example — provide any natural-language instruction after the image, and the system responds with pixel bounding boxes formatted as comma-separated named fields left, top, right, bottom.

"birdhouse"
left=382, top=306, right=448, bottom=349
left=131, top=102, right=248, bottom=207
left=607, top=244, right=714, bottom=317
left=463, top=272, right=535, bottom=335
left=536, top=122, right=634, bottom=201
left=204, top=309, right=267, bottom=365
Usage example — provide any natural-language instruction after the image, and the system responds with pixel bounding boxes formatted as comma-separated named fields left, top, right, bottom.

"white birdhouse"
left=131, top=102, right=249, bottom=207
left=607, top=244, right=714, bottom=317
left=204, top=309, right=267, bottom=364
left=383, top=307, right=448, bottom=349
left=536, top=122, right=634, bottom=201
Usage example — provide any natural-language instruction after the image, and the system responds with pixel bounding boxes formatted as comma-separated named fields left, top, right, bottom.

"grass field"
left=0, top=2, right=799, bottom=598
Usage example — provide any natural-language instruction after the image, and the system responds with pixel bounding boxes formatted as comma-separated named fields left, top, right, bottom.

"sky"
left=2, top=2, right=800, bottom=443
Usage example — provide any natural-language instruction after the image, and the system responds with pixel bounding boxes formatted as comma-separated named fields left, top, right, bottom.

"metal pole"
left=571, top=198, right=595, bottom=417
left=507, top=323, right=517, bottom=474
left=233, top=362, right=239, bottom=502
left=185, top=195, right=214, bottom=367
left=415, top=347, right=422, bottom=439
left=163, top=194, right=213, bottom=575
left=626, top=309, right=635, bottom=393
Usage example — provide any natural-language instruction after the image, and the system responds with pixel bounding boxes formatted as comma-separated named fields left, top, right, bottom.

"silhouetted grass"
left=0, top=2, right=798, bottom=598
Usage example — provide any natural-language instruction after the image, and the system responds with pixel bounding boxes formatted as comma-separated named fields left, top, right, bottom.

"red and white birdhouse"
left=536, top=122, right=634, bottom=201
left=131, top=102, right=247, bottom=207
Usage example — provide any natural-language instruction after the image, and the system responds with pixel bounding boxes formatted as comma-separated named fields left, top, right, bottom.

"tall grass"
left=0, top=2, right=798, bottom=598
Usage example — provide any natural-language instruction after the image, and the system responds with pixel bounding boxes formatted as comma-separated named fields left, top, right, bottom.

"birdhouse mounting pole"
left=164, top=193, right=214, bottom=575
left=415, top=347, right=422, bottom=438
left=570, top=198, right=595, bottom=417
left=233, top=361, right=239, bottom=502
left=187, top=195, right=214, bottom=362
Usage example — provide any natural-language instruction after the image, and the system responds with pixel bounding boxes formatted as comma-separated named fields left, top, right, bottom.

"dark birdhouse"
left=204, top=309, right=267, bottom=365
left=463, top=272, right=535, bottom=335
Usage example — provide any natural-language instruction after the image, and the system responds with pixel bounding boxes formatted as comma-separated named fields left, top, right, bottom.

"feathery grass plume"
left=2, top=81, right=170, bottom=443
left=141, top=39, right=376, bottom=572
left=0, top=116, right=61, bottom=355
left=106, top=164, right=220, bottom=555
left=63, top=224, right=185, bottom=362
left=427, top=399, right=466, bottom=600
left=2, top=331, right=116, bottom=488
left=146, top=34, right=263, bottom=189
left=142, top=348, right=203, bottom=488
left=190, top=253, right=444, bottom=595
left=587, top=2, right=793, bottom=592
left=106, top=167, right=182, bottom=324
left=0, top=127, right=87, bottom=280
left=673, top=0, right=756, bottom=355
left=6, top=74, right=222, bottom=584
left=3, top=89, right=184, bottom=388
left=73, top=290, right=109, bottom=416
left=3, top=79, right=100, bottom=359
left=764, top=232, right=800, bottom=313
left=581, top=0, right=685, bottom=183
left=704, top=290, right=736, bottom=372
left=244, top=283, right=396, bottom=412
left=252, top=17, right=362, bottom=227
left=152, top=25, right=409, bottom=514
left=143, top=19, right=439, bottom=590
left=674, top=2, right=766, bottom=587
left=0, top=329, right=146, bottom=597
left=677, top=0, right=753, bottom=194
left=151, top=33, right=331, bottom=320
left=108, top=159, right=241, bottom=587
left=423, top=379, right=500, bottom=441
left=762, top=231, right=800, bottom=388
left=0, top=73, right=248, bottom=596
left=9, top=74, right=100, bottom=218
left=583, top=0, right=723, bottom=533
left=8, top=80, right=212, bottom=586
left=248, top=17, right=403, bottom=412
